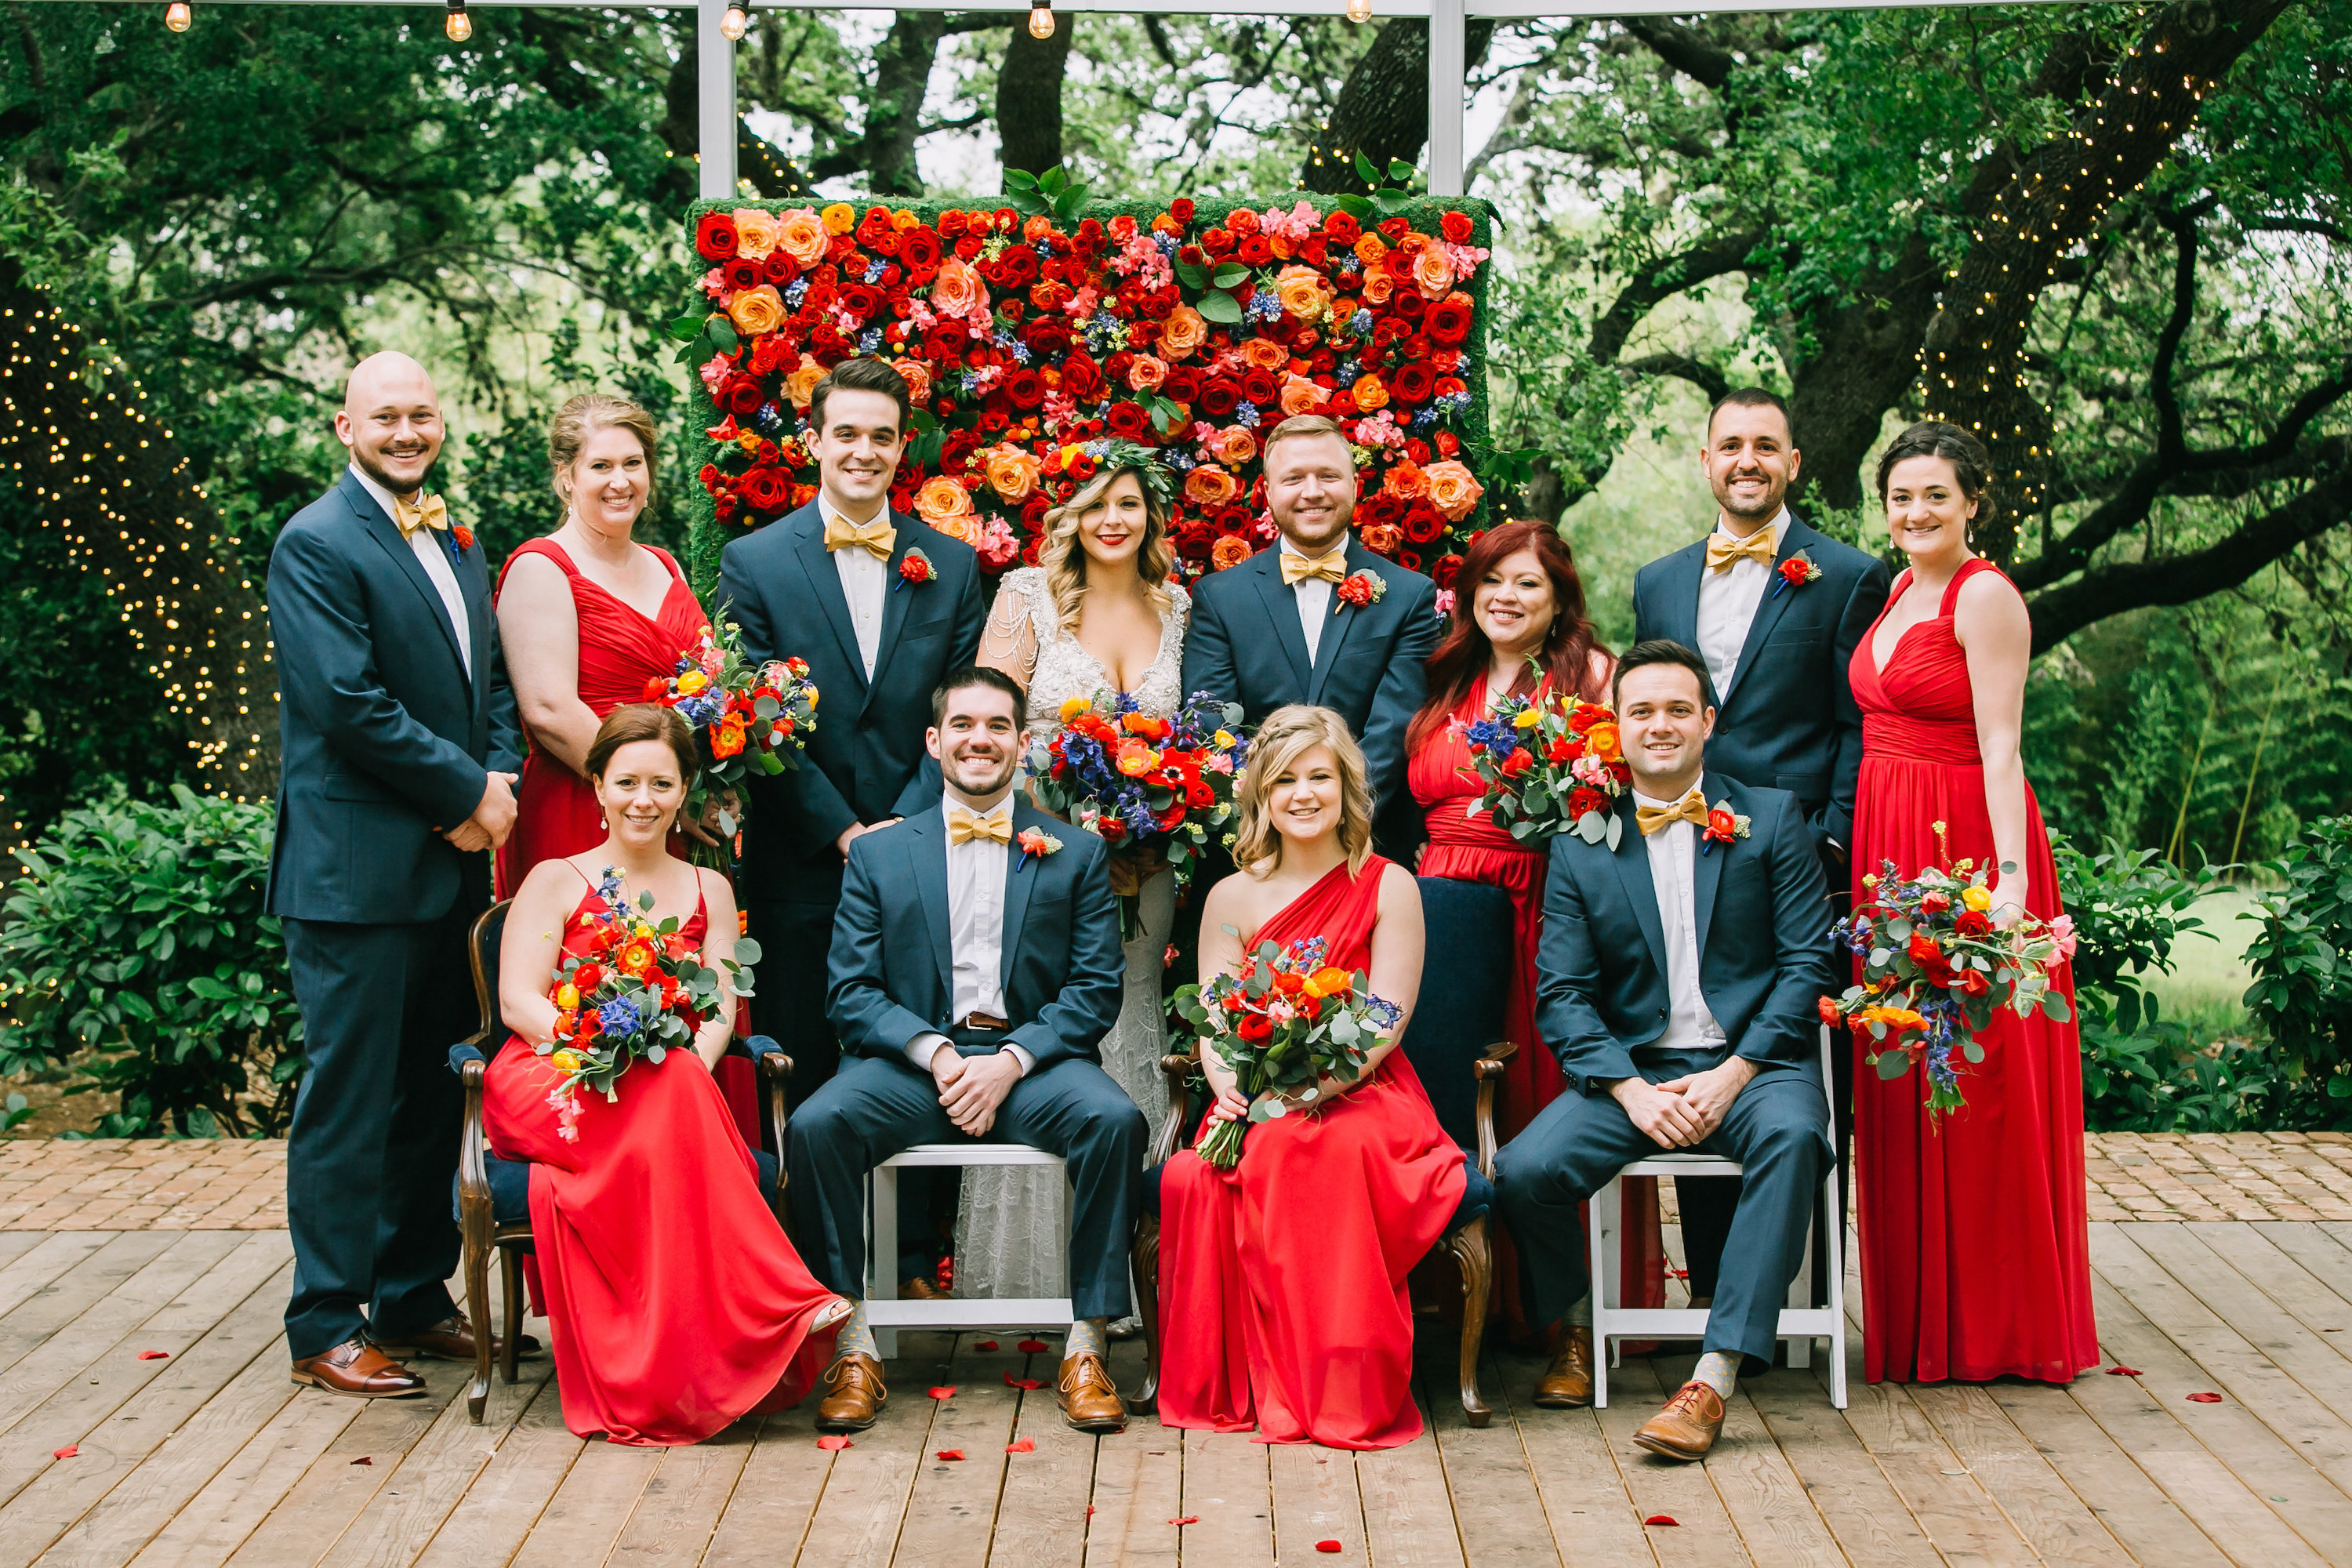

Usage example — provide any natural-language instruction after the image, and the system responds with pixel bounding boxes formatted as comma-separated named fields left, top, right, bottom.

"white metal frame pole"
left=697, top=0, right=738, bottom=200
left=1427, top=0, right=1467, bottom=197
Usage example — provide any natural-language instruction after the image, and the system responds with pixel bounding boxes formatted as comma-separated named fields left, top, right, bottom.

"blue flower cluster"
left=1457, top=714, right=1524, bottom=758
left=1246, top=289, right=1283, bottom=323
left=1034, top=688, right=1247, bottom=851
left=596, top=993, right=643, bottom=1043
left=1234, top=401, right=1261, bottom=429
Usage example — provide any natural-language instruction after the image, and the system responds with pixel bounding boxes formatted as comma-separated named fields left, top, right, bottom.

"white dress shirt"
left=1632, top=786, right=1726, bottom=1056
left=825, top=497, right=889, bottom=681
left=349, top=463, right=470, bottom=680
left=1278, top=536, right=1336, bottom=666
left=1693, top=507, right=1788, bottom=702
left=906, top=796, right=1036, bottom=1077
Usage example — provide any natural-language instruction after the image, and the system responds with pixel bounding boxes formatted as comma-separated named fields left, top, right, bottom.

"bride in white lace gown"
left=969, top=461, right=1189, bottom=1310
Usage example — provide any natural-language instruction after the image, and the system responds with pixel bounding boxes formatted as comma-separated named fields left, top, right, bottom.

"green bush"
left=2242, top=815, right=2352, bottom=1126
left=0, top=786, right=301, bottom=1136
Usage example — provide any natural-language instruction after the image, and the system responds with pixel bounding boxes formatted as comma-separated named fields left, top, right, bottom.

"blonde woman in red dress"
left=1403, top=521, right=1665, bottom=1390
left=1158, top=705, right=1466, bottom=1450
left=1849, top=421, right=2095, bottom=1384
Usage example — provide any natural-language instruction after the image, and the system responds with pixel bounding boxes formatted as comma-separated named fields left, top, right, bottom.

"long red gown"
left=492, top=538, right=757, bottom=1145
left=1849, top=557, right=2097, bottom=1384
left=1408, top=682, right=1666, bottom=1341
left=1157, top=857, right=1468, bottom=1450
left=482, top=877, right=841, bottom=1444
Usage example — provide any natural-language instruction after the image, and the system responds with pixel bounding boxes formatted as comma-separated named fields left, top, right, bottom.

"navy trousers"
left=281, top=908, right=477, bottom=1358
left=1495, top=1070, right=1828, bottom=1363
left=788, top=1049, right=1147, bottom=1322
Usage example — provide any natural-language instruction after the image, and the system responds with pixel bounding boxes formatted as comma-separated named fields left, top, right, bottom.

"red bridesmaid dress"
left=1156, top=857, right=1468, bottom=1449
left=1849, top=557, right=2097, bottom=1384
left=1408, top=681, right=1666, bottom=1341
left=482, top=873, right=843, bottom=1444
left=492, top=539, right=757, bottom=1145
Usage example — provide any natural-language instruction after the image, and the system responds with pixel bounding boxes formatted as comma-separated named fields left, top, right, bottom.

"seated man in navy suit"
left=789, top=667, right=1145, bottom=1436
left=1494, top=641, right=1835, bottom=1462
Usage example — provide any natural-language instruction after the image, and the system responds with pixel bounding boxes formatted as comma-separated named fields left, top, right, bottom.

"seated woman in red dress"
left=1404, top=521, right=1664, bottom=1388
left=483, top=705, right=850, bottom=1445
left=1158, top=705, right=1467, bottom=1450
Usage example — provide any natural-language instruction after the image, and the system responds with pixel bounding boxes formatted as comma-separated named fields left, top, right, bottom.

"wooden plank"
left=1587, top=1358, right=1750, bottom=1568
left=1829, top=1367, right=2035, bottom=1565
left=0, top=1234, right=46, bottom=1269
left=1426, top=1348, right=1558, bottom=1568
left=2249, top=1223, right=2352, bottom=1320
left=1744, top=1360, right=1939, bottom=1568
left=1175, top=1430, right=1272, bottom=1568
left=0, top=1236, right=114, bottom=1324
left=1076, top=1340, right=1178, bottom=1568
left=121, top=1388, right=373, bottom=1568
left=1908, top=1382, right=2134, bottom=1567
left=1694, top=1375, right=1842, bottom=1567
left=794, top=1331, right=954, bottom=1568
left=991, top=1344, right=1096, bottom=1568
left=503, top=1436, right=663, bottom=1568
left=1984, top=1379, right=2232, bottom=1568
left=699, top=1410, right=833, bottom=1568
left=604, top=1430, right=758, bottom=1568
left=406, top=1376, right=582, bottom=1568
left=2199, top=1225, right=2352, bottom=1363
left=0, top=1235, right=183, bottom=1378
left=891, top=1335, right=1015, bottom=1568
left=2132, top=1224, right=2352, bottom=1428
left=211, top=1364, right=459, bottom=1568
left=1491, top=1348, right=1647, bottom=1568
left=1270, top=1444, right=1363, bottom=1566
left=1355, top=1411, right=1468, bottom=1568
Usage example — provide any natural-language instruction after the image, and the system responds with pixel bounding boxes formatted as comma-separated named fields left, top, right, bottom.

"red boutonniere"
left=896, top=548, right=935, bottom=590
left=1014, top=826, right=1062, bottom=869
left=1771, top=550, right=1821, bottom=599
left=451, top=524, right=475, bottom=557
left=1700, top=802, right=1751, bottom=855
left=1334, top=571, right=1386, bottom=613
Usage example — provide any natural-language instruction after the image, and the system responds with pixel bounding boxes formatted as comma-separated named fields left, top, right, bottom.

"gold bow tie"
left=1635, top=789, right=1711, bottom=837
left=947, top=807, right=1011, bottom=846
left=1704, top=528, right=1777, bottom=573
left=393, top=494, right=449, bottom=538
left=823, top=510, right=897, bottom=560
left=1279, top=549, right=1348, bottom=586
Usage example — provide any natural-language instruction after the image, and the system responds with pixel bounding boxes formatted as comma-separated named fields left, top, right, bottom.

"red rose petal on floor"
left=2187, top=1392, right=2223, bottom=1403
left=350, top=1456, right=372, bottom=1465
left=1643, top=1515, right=1679, bottom=1526
left=974, top=1340, right=999, bottom=1351
left=1316, top=1541, right=1344, bottom=1553
left=137, top=1351, right=169, bottom=1360
left=1169, top=1516, right=1200, bottom=1527
left=817, top=1435, right=853, bottom=1450
left=2105, top=1366, right=2142, bottom=1376
left=1007, top=1438, right=1036, bottom=1453
left=1004, top=1373, right=1043, bottom=1389
left=928, top=1386, right=958, bottom=1399
left=935, top=1450, right=965, bottom=1461
left=52, top=1445, right=78, bottom=1460
left=1018, top=1338, right=1051, bottom=1353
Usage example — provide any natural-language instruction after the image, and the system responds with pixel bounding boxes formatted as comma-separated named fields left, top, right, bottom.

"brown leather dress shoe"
left=1632, top=1379, right=1725, bottom=1461
left=291, top=1338, right=426, bottom=1399
left=816, top=1352, right=887, bottom=1432
left=900, top=1276, right=947, bottom=1301
left=372, top=1309, right=541, bottom=1363
left=1532, top=1325, right=1595, bottom=1408
left=1056, top=1352, right=1127, bottom=1432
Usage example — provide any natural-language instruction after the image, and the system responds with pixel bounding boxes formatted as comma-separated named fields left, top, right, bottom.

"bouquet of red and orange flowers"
left=1819, top=837, right=2076, bottom=1120
left=1026, top=689, right=1248, bottom=935
left=648, top=619, right=818, bottom=866
left=1171, top=934, right=1403, bottom=1168
left=539, top=869, right=762, bottom=1141
left=1454, top=680, right=1634, bottom=847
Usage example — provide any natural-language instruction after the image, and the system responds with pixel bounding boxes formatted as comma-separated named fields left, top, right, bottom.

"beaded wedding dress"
left=957, top=567, right=1190, bottom=1307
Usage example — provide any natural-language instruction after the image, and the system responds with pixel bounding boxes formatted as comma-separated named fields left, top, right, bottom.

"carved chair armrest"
left=1151, top=1044, right=1202, bottom=1168
left=1471, top=1038, right=1518, bottom=1179
left=733, top=1034, right=794, bottom=1193
left=452, top=1047, right=495, bottom=1253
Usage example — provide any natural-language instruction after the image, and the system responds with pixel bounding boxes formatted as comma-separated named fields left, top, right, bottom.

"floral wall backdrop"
left=677, top=191, right=1496, bottom=603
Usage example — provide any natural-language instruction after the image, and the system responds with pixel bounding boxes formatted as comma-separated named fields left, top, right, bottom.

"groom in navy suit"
left=268, top=352, right=524, bottom=1396
left=789, top=668, right=1144, bottom=1436
left=1495, top=641, right=1834, bottom=1461
left=1631, top=387, right=1887, bottom=1306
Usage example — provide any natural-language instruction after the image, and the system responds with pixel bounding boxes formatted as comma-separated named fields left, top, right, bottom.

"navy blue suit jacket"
left=1632, top=515, right=1889, bottom=855
left=826, top=798, right=1123, bottom=1073
left=1534, top=774, right=1836, bottom=1098
left=1179, top=535, right=1439, bottom=839
left=716, top=502, right=985, bottom=906
left=265, top=470, right=520, bottom=925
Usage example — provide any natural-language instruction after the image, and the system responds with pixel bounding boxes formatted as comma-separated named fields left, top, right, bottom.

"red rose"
left=723, top=378, right=765, bottom=416
left=899, top=227, right=942, bottom=271
left=1377, top=216, right=1410, bottom=241
left=924, top=321, right=970, bottom=360
left=1324, top=209, right=1361, bottom=242
left=696, top=212, right=739, bottom=260
left=724, top=258, right=760, bottom=292
left=1566, top=786, right=1610, bottom=818
left=1388, top=361, right=1436, bottom=404
left=1402, top=506, right=1446, bottom=545
left=1426, top=293, right=1473, bottom=346
left=1239, top=367, right=1278, bottom=407
left=1919, top=891, right=1951, bottom=914
left=1169, top=198, right=1196, bottom=223
left=1440, top=211, right=1474, bottom=244
left=572, top=962, right=605, bottom=993
left=1003, top=368, right=1047, bottom=409
left=1023, top=317, right=1073, bottom=358
left=1197, top=379, right=1240, bottom=418
left=737, top=466, right=789, bottom=513
left=1954, top=909, right=1992, bottom=938
left=1498, top=749, right=1537, bottom=779
left=839, top=283, right=881, bottom=321
left=1062, top=353, right=1105, bottom=401
left=1236, top=1011, right=1273, bottom=1043
left=1161, top=366, right=1203, bottom=402
left=1817, top=996, right=1843, bottom=1027
left=1432, top=552, right=1463, bottom=589
left=1237, top=234, right=1275, bottom=267
left=1105, top=401, right=1152, bottom=439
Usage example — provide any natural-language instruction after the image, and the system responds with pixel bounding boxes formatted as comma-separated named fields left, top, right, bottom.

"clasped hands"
left=1610, top=1055, right=1757, bottom=1150
left=439, top=771, right=519, bottom=853
left=1200, top=1065, right=1345, bottom=1127
left=932, top=1047, right=1022, bottom=1138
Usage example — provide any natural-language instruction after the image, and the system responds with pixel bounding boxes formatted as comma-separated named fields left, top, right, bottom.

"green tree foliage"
left=2242, top=815, right=2352, bottom=1123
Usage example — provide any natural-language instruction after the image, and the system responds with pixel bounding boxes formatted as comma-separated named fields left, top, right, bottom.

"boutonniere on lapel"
left=449, top=523, right=474, bottom=560
left=1700, top=802, right=1751, bottom=855
left=1771, top=550, right=1821, bottom=599
left=896, top=548, right=935, bottom=591
left=1014, top=826, right=1062, bottom=869
left=1334, top=572, right=1385, bottom=613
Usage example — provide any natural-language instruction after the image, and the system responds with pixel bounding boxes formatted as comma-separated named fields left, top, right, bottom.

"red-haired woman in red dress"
left=1404, top=521, right=1665, bottom=1382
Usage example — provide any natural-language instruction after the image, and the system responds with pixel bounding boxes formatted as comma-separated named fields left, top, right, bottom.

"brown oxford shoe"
left=1532, top=1325, right=1595, bottom=1408
left=816, top=1352, right=887, bottom=1432
left=900, top=1276, right=947, bottom=1301
left=1632, top=1379, right=1725, bottom=1462
left=1056, top=1352, right=1127, bottom=1432
left=372, top=1309, right=540, bottom=1364
left=291, top=1338, right=426, bottom=1399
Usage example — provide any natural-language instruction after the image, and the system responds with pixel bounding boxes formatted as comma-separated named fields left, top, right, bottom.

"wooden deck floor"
left=3, top=1221, right=2352, bottom=1566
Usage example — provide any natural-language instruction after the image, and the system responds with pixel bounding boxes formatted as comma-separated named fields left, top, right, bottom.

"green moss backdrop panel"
left=673, top=189, right=1497, bottom=601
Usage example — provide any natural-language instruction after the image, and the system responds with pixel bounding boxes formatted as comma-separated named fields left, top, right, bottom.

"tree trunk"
left=863, top=13, right=949, bottom=196
left=1784, top=234, right=1944, bottom=513
left=1302, top=19, right=1496, bottom=193
left=658, top=24, right=813, bottom=201
left=997, top=16, right=1074, bottom=183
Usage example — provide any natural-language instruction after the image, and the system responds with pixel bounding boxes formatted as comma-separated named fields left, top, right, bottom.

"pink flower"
left=2049, top=913, right=2077, bottom=961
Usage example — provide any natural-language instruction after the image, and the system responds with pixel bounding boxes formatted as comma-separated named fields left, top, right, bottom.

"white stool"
left=1585, top=1028, right=1847, bottom=1409
left=865, top=1144, right=1073, bottom=1358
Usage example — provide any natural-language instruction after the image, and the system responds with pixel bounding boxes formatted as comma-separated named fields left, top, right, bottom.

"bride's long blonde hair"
left=1229, top=706, right=1375, bottom=877
left=1038, top=465, right=1176, bottom=633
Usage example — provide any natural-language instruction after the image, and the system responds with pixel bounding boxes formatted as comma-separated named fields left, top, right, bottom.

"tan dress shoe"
left=1056, top=1352, right=1127, bottom=1432
left=1632, top=1379, right=1725, bottom=1461
left=373, top=1308, right=541, bottom=1363
left=900, top=1276, right=947, bottom=1301
left=816, top=1352, right=888, bottom=1432
left=291, top=1338, right=426, bottom=1398
left=1532, top=1325, right=1595, bottom=1408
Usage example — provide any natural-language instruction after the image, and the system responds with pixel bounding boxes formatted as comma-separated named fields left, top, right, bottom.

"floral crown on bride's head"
left=1060, top=439, right=1176, bottom=508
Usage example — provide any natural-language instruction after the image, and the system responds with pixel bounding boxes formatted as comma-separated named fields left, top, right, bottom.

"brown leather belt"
left=959, top=1012, right=1009, bottom=1032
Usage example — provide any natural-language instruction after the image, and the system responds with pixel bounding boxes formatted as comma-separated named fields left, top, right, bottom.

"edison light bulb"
left=1028, top=5, right=1055, bottom=39
left=445, top=2, right=470, bottom=42
left=720, top=6, right=748, bottom=41
left=164, top=1, right=191, bottom=31
left=1346, top=0, right=1371, bottom=19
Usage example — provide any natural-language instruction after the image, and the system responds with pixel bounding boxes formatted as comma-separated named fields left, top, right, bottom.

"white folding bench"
left=865, top=1144, right=1073, bottom=1358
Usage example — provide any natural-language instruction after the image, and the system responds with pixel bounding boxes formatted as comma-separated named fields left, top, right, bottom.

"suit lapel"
left=1307, top=537, right=1374, bottom=704
left=1692, top=771, right=1728, bottom=962
left=1248, top=550, right=1314, bottom=692
left=1610, top=802, right=1671, bottom=983
left=1719, top=517, right=1809, bottom=710
left=867, top=513, right=924, bottom=715
left=347, top=474, right=467, bottom=684
left=1659, top=539, right=1706, bottom=650
left=999, top=802, right=1045, bottom=991
left=789, top=509, right=867, bottom=695
left=906, top=809, right=954, bottom=1005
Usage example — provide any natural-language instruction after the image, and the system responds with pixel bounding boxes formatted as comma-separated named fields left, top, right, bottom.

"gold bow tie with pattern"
left=947, top=808, right=1011, bottom=846
left=1635, top=789, right=1711, bottom=837
left=393, top=494, right=449, bottom=538
left=1279, top=549, right=1349, bottom=586
left=823, top=511, right=897, bottom=560
left=1704, top=528, right=1777, bottom=573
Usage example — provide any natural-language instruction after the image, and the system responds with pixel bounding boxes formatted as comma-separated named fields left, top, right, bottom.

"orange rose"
left=1205, top=426, right=1258, bottom=466
left=782, top=356, right=826, bottom=410
left=1029, top=278, right=1073, bottom=314
left=1353, top=233, right=1388, bottom=267
left=982, top=445, right=1043, bottom=504
left=1360, top=522, right=1403, bottom=554
left=1278, top=373, right=1324, bottom=417
left=775, top=207, right=829, bottom=267
left=1158, top=303, right=1208, bottom=360
left=731, top=207, right=782, bottom=262
left=1422, top=459, right=1484, bottom=521
left=1185, top=465, right=1241, bottom=506
left=1126, top=354, right=1168, bottom=392
left=1240, top=335, right=1290, bottom=372
left=1412, top=245, right=1455, bottom=299
left=1352, top=375, right=1391, bottom=413
left=929, top=257, right=989, bottom=319
left=1273, top=265, right=1334, bottom=322
left=1383, top=461, right=1428, bottom=501
left=727, top=285, right=785, bottom=337
left=893, top=358, right=933, bottom=405
left=1359, top=270, right=1396, bottom=306
left=1210, top=535, right=1254, bottom=571
left=914, top=475, right=979, bottom=539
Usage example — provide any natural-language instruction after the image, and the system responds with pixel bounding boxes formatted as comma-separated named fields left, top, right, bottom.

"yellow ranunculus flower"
left=1961, top=884, right=1992, bottom=912
left=551, top=1049, right=583, bottom=1073
left=677, top=670, right=709, bottom=695
left=554, top=983, right=580, bottom=1011
left=1061, top=696, right=1089, bottom=723
left=820, top=202, right=855, bottom=235
left=1214, top=729, right=1236, bottom=749
left=1512, top=709, right=1542, bottom=730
